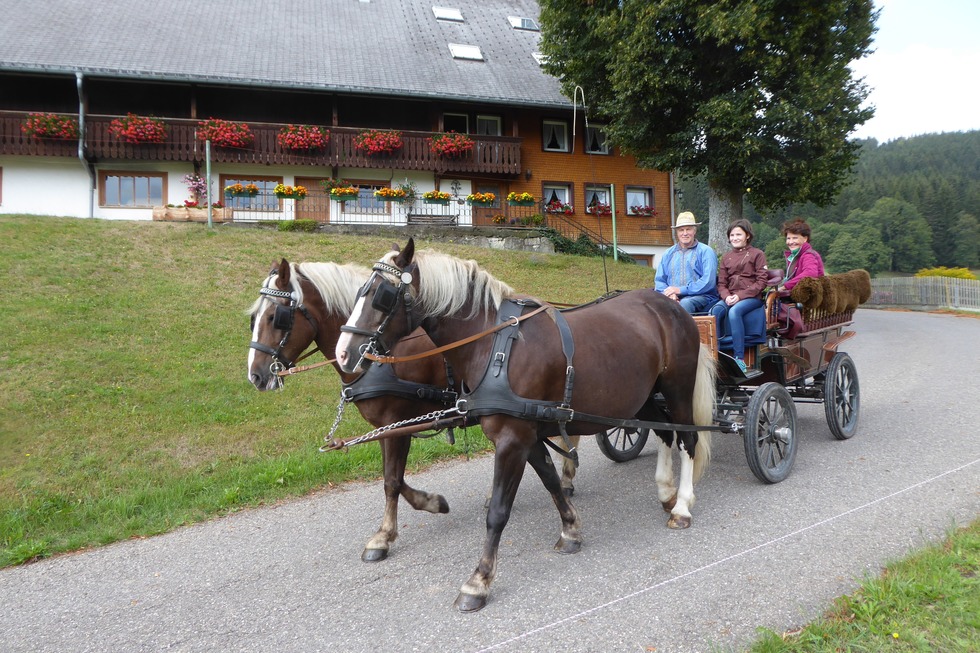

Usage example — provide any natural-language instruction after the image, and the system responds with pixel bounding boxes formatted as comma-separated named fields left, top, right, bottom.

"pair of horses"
left=246, top=258, right=580, bottom=563
left=333, top=239, right=716, bottom=612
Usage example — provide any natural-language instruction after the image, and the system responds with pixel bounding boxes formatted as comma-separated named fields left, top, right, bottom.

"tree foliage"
left=539, top=0, right=877, bottom=250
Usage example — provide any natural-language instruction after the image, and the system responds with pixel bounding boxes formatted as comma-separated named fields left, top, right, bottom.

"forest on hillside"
left=676, top=130, right=980, bottom=275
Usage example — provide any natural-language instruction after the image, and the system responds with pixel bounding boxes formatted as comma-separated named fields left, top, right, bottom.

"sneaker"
left=735, top=358, right=748, bottom=373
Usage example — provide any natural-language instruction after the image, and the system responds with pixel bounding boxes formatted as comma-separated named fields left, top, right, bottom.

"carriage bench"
left=408, top=213, right=458, bottom=227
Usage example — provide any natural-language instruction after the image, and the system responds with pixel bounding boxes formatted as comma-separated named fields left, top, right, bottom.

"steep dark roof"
left=0, top=0, right=570, bottom=108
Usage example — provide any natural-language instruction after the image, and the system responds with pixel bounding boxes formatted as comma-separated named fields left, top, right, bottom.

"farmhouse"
left=0, top=0, right=677, bottom=265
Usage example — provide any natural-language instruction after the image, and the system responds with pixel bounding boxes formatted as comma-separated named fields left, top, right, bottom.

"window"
left=542, top=120, right=569, bottom=152
left=221, top=176, right=281, bottom=210
left=443, top=113, right=468, bottom=133
left=543, top=183, right=572, bottom=206
left=432, top=6, right=463, bottom=22
left=585, top=125, right=610, bottom=154
left=100, top=171, right=165, bottom=207
left=585, top=185, right=612, bottom=214
left=476, top=115, right=501, bottom=136
left=626, top=187, right=654, bottom=214
left=508, top=16, right=539, bottom=31
left=449, top=43, right=484, bottom=61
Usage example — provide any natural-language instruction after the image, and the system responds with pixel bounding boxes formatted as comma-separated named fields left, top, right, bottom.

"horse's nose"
left=337, top=349, right=349, bottom=369
left=249, top=372, right=264, bottom=389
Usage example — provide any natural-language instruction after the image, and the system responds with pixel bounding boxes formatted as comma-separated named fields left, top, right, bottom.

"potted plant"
left=330, top=186, right=360, bottom=201
left=506, top=191, right=536, bottom=206
left=353, top=129, right=403, bottom=156
left=108, top=113, right=167, bottom=143
left=588, top=202, right=612, bottom=217
left=182, top=173, right=211, bottom=204
left=629, top=205, right=657, bottom=217
left=197, top=118, right=253, bottom=148
left=466, top=192, right=496, bottom=207
left=224, top=183, right=259, bottom=197
left=422, top=190, right=452, bottom=205
left=22, top=112, right=79, bottom=140
left=277, top=124, right=330, bottom=151
left=374, top=187, right=408, bottom=202
left=491, top=214, right=507, bottom=224
left=544, top=199, right=574, bottom=215
left=429, top=131, right=474, bottom=158
left=274, top=184, right=308, bottom=200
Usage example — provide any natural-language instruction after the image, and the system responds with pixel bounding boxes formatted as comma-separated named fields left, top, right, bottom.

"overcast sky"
left=849, top=0, right=980, bottom=142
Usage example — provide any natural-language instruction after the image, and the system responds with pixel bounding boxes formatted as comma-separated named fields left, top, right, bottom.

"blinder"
left=273, top=304, right=295, bottom=331
left=372, top=279, right=400, bottom=314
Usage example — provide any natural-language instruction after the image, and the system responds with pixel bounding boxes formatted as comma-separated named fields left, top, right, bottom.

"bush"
left=914, top=266, right=978, bottom=280
left=277, top=220, right=318, bottom=233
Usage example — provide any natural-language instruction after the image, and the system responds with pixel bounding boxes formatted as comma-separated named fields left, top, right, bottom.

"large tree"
left=538, top=0, right=878, bottom=251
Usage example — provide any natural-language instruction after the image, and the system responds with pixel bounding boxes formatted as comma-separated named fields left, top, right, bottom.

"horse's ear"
left=395, top=238, right=415, bottom=268
left=275, top=259, right=291, bottom=290
left=390, top=242, right=401, bottom=254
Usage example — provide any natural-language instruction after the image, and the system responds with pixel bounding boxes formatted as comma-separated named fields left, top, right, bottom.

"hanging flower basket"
left=197, top=118, right=253, bottom=148
left=506, top=192, right=535, bottom=206
left=330, top=186, right=360, bottom=201
left=108, top=114, right=167, bottom=143
left=374, top=187, right=408, bottom=202
left=429, top=131, right=474, bottom=158
left=224, top=183, right=259, bottom=198
left=277, top=125, right=330, bottom=151
left=466, top=192, right=496, bottom=207
left=274, top=184, right=308, bottom=200
left=354, top=129, right=403, bottom=156
left=22, top=112, right=79, bottom=140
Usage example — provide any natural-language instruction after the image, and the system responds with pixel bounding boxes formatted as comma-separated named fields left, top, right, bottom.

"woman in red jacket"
left=780, top=218, right=825, bottom=291
left=709, top=219, right=769, bottom=373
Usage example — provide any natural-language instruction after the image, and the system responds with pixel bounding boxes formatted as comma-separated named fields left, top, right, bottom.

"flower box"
left=506, top=192, right=535, bottom=206
left=152, top=206, right=232, bottom=222
left=466, top=192, right=496, bottom=207
left=429, top=131, right=474, bottom=158
left=354, top=129, right=403, bottom=156
left=330, top=186, right=360, bottom=202
left=224, top=183, right=259, bottom=198
left=467, top=200, right=495, bottom=207
left=197, top=118, right=253, bottom=148
left=374, top=188, right=408, bottom=202
left=23, top=112, right=79, bottom=140
left=109, top=114, right=167, bottom=143
left=629, top=205, right=658, bottom=217
left=278, top=124, right=330, bottom=151
left=424, top=198, right=451, bottom=205
left=508, top=200, right=535, bottom=207
left=274, top=184, right=308, bottom=200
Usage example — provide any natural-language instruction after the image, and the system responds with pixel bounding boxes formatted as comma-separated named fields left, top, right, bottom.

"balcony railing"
left=0, top=111, right=522, bottom=176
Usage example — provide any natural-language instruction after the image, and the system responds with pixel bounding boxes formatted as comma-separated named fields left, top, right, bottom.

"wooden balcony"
left=0, top=111, right=522, bottom=176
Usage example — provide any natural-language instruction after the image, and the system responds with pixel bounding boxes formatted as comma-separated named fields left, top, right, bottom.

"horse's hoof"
left=437, top=496, right=450, bottom=514
left=667, top=514, right=691, bottom=529
left=361, top=548, right=389, bottom=562
left=453, top=592, right=487, bottom=613
left=555, top=536, right=582, bottom=554
left=661, top=493, right=677, bottom=513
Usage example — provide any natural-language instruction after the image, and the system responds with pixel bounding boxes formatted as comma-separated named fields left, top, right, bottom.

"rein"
left=362, top=304, right=550, bottom=365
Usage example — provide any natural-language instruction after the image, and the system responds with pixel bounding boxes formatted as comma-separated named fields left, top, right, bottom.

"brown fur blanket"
left=790, top=270, right=871, bottom=313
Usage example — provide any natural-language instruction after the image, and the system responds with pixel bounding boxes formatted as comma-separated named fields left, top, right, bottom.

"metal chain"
left=320, top=407, right=462, bottom=452
left=318, top=391, right=352, bottom=451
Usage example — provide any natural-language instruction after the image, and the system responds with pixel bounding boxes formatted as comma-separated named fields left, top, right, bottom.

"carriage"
left=596, top=271, right=861, bottom=484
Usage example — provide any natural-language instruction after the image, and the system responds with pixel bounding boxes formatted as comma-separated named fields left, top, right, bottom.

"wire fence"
left=868, top=277, right=980, bottom=311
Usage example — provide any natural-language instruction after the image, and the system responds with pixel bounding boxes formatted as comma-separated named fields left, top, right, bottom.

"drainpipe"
left=610, top=183, right=617, bottom=262
left=76, top=72, right=96, bottom=218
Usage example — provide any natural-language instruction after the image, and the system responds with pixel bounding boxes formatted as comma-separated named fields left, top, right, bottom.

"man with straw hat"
left=654, top=211, right=719, bottom=313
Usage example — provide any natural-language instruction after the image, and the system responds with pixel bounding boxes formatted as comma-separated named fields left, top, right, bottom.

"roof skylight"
left=508, top=16, right=539, bottom=31
left=433, top=6, right=464, bottom=22
left=449, top=43, right=484, bottom=61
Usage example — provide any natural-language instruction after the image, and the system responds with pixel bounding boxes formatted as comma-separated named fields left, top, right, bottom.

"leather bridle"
left=249, top=277, right=320, bottom=372
left=340, top=261, right=418, bottom=363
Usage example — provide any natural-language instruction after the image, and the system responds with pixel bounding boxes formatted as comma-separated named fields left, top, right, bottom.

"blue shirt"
left=654, top=241, right=720, bottom=301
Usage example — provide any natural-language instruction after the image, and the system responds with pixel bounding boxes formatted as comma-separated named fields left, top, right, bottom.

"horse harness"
left=249, top=281, right=321, bottom=373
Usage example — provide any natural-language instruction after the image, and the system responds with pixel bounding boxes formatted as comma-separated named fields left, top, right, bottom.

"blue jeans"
left=679, top=294, right=718, bottom=315
left=710, top=297, right=764, bottom=358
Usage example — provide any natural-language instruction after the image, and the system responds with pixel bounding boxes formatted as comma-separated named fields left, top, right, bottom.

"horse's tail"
left=692, top=343, right=716, bottom=483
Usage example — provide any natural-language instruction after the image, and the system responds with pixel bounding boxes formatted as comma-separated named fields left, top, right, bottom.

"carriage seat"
left=715, top=269, right=783, bottom=350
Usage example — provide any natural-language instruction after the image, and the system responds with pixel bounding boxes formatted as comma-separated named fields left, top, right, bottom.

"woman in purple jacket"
left=780, top=218, right=825, bottom=291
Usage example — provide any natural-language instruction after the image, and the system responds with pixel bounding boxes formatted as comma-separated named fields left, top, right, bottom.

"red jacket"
left=782, top=242, right=825, bottom=291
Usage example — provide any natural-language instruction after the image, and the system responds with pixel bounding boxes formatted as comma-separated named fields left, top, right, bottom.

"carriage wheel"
left=743, top=382, right=798, bottom=484
left=823, top=352, right=860, bottom=440
left=595, top=427, right=649, bottom=462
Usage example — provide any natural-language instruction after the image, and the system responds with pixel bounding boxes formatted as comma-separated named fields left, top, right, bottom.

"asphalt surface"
left=2, top=309, right=978, bottom=653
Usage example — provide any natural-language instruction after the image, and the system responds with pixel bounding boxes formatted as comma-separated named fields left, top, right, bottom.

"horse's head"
left=335, top=239, right=419, bottom=373
left=247, top=258, right=320, bottom=390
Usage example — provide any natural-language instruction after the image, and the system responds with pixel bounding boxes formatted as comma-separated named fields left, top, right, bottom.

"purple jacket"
left=782, top=242, right=825, bottom=291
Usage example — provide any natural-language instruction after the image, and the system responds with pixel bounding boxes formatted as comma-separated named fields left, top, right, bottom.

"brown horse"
left=247, top=258, right=580, bottom=562
left=335, top=239, right=716, bottom=612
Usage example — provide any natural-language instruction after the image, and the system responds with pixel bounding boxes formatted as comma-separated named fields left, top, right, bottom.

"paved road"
left=2, top=310, right=978, bottom=653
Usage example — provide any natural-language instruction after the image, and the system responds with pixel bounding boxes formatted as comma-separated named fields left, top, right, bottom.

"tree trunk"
left=707, top=180, right=743, bottom=253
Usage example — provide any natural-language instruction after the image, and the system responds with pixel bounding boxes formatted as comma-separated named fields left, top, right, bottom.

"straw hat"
left=672, top=211, right=701, bottom=229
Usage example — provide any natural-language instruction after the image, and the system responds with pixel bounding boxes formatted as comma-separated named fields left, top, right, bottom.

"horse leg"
left=666, top=434, right=697, bottom=530
left=653, top=429, right=678, bottom=513
left=454, top=427, right=531, bottom=613
left=527, top=439, right=582, bottom=554
left=362, top=435, right=449, bottom=562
